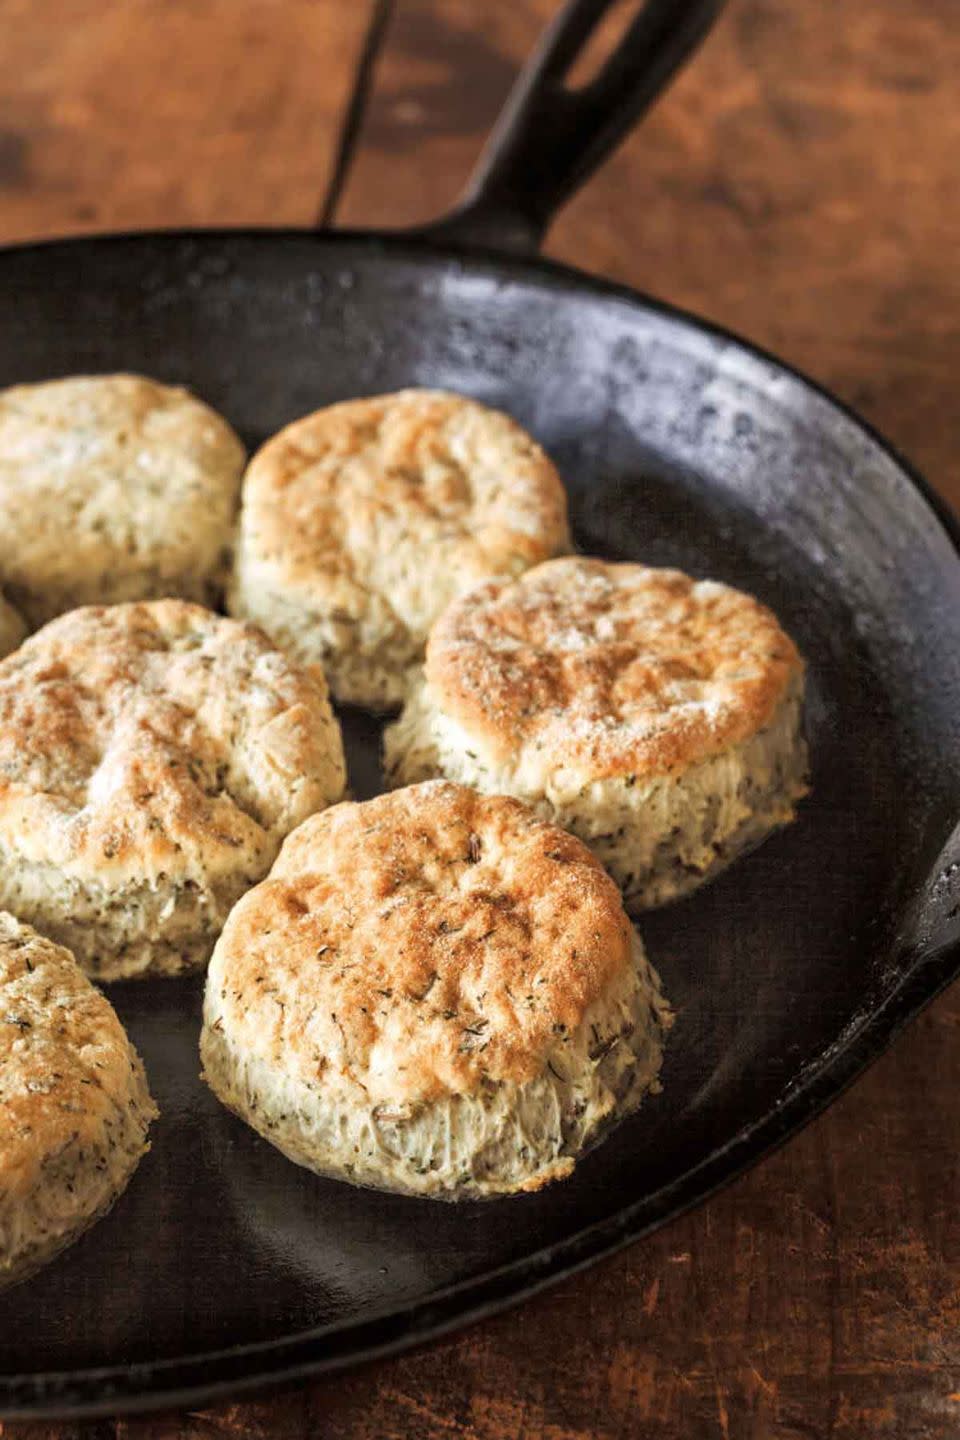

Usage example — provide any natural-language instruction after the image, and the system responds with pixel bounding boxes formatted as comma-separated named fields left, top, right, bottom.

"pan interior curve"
left=0, top=232, right=957, bottom=1408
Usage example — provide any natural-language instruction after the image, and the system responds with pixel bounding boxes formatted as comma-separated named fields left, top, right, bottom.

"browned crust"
left=0, top=600, right=345, bottom=883
left=0, top=914, right=156, bottom=1208
left=210, top=782, right=634, bottom=1103
left=424, top=558, right=804, bottom=779
left=235, top=389, right=570, bottom=607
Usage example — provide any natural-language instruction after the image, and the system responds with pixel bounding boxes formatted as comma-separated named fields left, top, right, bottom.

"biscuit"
left=201, top=781, right=669, bottom=1199
left=0, top=374, right=246, bottom=625
left=385, top=559, right=808, bottom=909
left=0, top=600, right=346, bottom=979
left=0, top=913, right=156, bottom=1289
left=0, top=590, right=24, bottom=658
left=228, top=389, right=571, bottom=708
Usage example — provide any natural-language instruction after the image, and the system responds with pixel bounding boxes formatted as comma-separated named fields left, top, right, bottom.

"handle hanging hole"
left=564, top=0, right=647, bottom=91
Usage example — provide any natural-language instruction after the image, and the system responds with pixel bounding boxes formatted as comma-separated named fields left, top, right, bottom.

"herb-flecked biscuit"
left=201, top=781, right=669, bottom=1200
left=0, top=590, right=24, bottom=658
left=0, top=374, right=246, bottom=625
left=0, top=600, right=347, bottom=980
left=384, top=559, right=808, bottom=910
left=0, top=913, right=156, bottom=1289
left=228, top=389, right=571, bottom=708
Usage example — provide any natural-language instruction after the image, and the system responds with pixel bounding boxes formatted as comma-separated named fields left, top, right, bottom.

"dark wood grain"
left=0, top=0, right=374, bottom=238
left=337, top=0, right=960, bottom=512
left=2, top=2, right=959, bottom=1437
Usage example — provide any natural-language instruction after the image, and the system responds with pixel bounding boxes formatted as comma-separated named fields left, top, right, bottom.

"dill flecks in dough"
left=229, top=389, right=570, bottom=709
left=202, top=781, right=669, bottom=1199
left=0, top=373, right=245, bottom=625
left=385, top=558, right=808, bottom=909
left=0, top=600, right=346, bottom=979
left=0, top=913, right=156, bottom=1289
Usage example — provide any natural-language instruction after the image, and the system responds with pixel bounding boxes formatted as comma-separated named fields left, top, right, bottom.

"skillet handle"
left=414, top=0, right=725, bottom=254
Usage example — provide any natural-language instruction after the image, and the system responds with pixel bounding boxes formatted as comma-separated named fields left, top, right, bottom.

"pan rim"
left=0, top=224, right=957, bottom=1419
left=0, top=222, right=955, bottom=543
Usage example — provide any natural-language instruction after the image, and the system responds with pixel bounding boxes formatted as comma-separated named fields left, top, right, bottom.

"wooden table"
left=3, top=2, right=958, bottom=1436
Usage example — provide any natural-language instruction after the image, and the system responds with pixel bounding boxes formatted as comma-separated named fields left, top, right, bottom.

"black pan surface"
left=0, top=230, right=957, bottom=1417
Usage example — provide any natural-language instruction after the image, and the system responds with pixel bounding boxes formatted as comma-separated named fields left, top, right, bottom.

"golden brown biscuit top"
left=0, top=913, right=155, bottom=1201
left=209, top=782, right=634, bottom=1104
left=235, top=389, right=570, bottom=633
left=0, top=601, right=346, bottom=883
left=0, top=374, right=246, bottom=618
left=425, top=558, right=804, bottom=781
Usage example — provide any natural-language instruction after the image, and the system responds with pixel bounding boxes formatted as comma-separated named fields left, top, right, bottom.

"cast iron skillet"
left=2, top=0, right=959, bottom=1419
